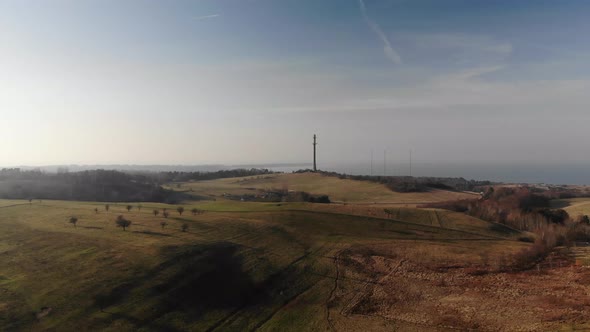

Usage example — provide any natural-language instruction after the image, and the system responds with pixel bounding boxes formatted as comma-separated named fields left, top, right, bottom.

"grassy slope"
left=551, top=197, right=590, bottom=217
left=0, top=197, right=519, bottom=331
left=178, top=172, right=479, bottom=204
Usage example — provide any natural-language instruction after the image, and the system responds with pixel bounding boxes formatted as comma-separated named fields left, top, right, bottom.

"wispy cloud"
left=194, top=14, right=220, bottom=21
left=359, top=0, right=401, bottom=65
left=447, top=65, right=505, bottom=81
left=399, top=32, right=512, bottom=66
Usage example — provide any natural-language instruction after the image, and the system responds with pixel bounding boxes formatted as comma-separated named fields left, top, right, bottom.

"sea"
left=262, top=162, right=590, bottom=185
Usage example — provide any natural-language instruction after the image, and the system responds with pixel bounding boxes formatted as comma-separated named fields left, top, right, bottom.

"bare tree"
left=384, top=209, right=393, bottom=218
left=137, top=204, right=142, bottom=211
left=69, top=216, right=78, bottom=228
left=115, top=215, right=131, bottom=231
left=191, top=208, right=198, bottom=216
left=177, top=207, right=184, bottom=216
left=94, top=208, right=99, bottom=214
left=160, top=221, right=168, bottom=230
left=181, top=223, right=188, bottom=232
left=105, top=204, right=110, bottom=212
left=163, top=211, right=169, bottom=219
left=153, top=209, right=159, bottom=217
left=126, top=205, right=132, bottom=212
left=28, top=198, right=33, bottom=205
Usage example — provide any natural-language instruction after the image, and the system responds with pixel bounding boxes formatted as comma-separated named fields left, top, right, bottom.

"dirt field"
left=328, top=242, right=590, bottom=332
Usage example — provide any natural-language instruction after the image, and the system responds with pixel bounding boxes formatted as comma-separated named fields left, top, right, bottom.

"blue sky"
left=1, top=0, right=590, bottom=168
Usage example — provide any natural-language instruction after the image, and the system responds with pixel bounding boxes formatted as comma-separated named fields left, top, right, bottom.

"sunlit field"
left=552, top=197, right=590, bottom=217
left=2, top=174, right=590, bottom=331
left=174, top=172, right=479, bottom=204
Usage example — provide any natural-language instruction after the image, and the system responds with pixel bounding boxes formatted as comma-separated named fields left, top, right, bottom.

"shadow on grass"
left=79, top=226, right=103, bottom=230
left=93, top=242, right=270, bottom=330
left=489, top=223, right=520, bottom=235
left=131, top=230, right=172, bottom=237
left=550, top=200, right=572, bottom=209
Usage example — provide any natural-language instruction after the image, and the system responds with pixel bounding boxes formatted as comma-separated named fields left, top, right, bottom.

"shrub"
left=576, top=215, right=590, bottom=225
left=538, top=208, right=569, bottom=224
left=309, top=195, right=331, bottom=204
left=511, top=239, right=550, bottom=270
left=69, top=216, right=78, bottom=228
left=517, top=235, right=535, bottom=243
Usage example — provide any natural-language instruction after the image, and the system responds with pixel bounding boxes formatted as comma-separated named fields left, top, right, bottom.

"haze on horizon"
left=2, top=0, right=590, bottom=170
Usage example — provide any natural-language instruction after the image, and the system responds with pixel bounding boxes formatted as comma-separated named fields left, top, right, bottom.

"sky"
left=2, top=0, right=590, bottom=170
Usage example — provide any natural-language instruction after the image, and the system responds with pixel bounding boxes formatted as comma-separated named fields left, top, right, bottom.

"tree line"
left=0, top=168, right=181, bottom=202
left=422, top=186, right=590, bottom=270
left=153, top=168, right=274, bottom=183
left=0, top=168, right=274, bottom=203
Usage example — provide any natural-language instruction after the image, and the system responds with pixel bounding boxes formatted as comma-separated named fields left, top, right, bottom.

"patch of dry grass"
left=180, top=173, right=477, bottom=204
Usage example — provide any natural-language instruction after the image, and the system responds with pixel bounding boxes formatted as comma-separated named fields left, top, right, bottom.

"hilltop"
left=176, top=172, right=480, bottom=205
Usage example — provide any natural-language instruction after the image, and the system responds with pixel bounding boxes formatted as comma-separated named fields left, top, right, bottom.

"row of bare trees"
left=68, top=215, right=131, bottom=230
left=97, top=204, right=205, bottom=217
left=68, top=214, right=190, bottom=233
left=67, top=204, right=205, bottom=231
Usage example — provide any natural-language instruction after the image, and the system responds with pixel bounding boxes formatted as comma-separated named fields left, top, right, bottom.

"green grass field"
left=176, top=172, right=479, bottom=204
left=0, top=194, right=524, bottom=331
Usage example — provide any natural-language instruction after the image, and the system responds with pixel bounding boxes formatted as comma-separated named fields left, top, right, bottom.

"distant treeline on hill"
left=0, top=168, right=275, bottom=203
left=0, top=168, right=184, bottom=203
left=295, top=170, right=493, bottom=192
left=154, top=168, right=275, bottom=183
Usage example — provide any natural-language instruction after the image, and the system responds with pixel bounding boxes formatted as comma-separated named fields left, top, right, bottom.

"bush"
left=510, top=238, right=550, bottom=271
left=538, top=208, right=569, bottom=224
left=576, top=215, right=590, bottom=225
left=518, top=193, right=550, bottom=211
left=308, top=195, right=330, bottom=204
left=517, top=235, right=535, bottom=243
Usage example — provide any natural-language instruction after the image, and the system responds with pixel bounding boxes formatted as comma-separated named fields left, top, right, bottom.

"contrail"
left=359, top=0, right=401, bottom=65
left=194, top=14, right=220, bottom=21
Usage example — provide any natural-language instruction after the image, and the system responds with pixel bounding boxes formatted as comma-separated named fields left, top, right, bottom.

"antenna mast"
left=313, top=134, right=317, bottom=172
left=409, top=149, right=412, bottom=177
left=371, top=150, right=373, bottom=176
left=383, top=149, right=386, bottom=176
